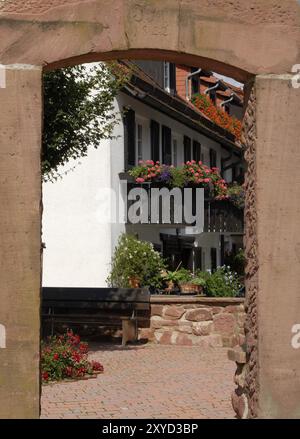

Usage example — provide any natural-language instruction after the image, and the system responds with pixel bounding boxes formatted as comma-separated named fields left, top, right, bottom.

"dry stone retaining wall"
left=141, top=296, right=245, bottom=349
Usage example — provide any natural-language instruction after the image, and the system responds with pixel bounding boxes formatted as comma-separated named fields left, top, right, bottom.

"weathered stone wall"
left=0, top=0, right=299, bottom=81
left=230, top=85, right=259, bottom=419
left=140, top=297, right=245, bottom=348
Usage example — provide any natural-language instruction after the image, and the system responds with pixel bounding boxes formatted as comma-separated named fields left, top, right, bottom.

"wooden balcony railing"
left=122, top=177, right=244, bottom=234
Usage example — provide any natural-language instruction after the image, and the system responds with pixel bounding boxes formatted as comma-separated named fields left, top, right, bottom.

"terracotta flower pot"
left=128, top=276, right=141, bottom=288
left=165, top=280, right=175, bottom=293
left=179, top=282, right=197, bottom=294
left=192, top=284, right=204, bottom=295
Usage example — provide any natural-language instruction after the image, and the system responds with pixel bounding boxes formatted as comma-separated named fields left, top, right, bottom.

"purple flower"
left=159, top=168, right=171, bottom=183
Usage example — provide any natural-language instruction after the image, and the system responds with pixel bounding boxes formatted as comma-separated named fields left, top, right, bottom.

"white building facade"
left=42, top=62, right=244, bottom=288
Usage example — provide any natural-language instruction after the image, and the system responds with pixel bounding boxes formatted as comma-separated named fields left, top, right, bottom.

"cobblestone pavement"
left=41, top=344, right=235, bottom=419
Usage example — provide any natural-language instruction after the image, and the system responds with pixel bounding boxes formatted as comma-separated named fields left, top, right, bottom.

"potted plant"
left=161, top=270, right=180, bottom=293
left=106, top=234, right=166, bottom=289
left=176, top=268, right=196, bottom=294
left=190, top=276, right=206, bottom=295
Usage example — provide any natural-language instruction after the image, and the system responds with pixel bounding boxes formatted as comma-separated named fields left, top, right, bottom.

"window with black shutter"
left=232, top=164, right=237, bottom=182
left=164, top=62, right=176, bottom=95
left=193, top=140, right=201, bottom=162
left=123, top=108, right=135, bottom=170
left=211, top=248, right=217, bottom=272
left=162, top=125, right=172, bottom=165
left=184, top=136, right=191, bottom=162
left=209, top=148, right=217, bottom=168
left=169, top=63, right=176, bottom=94
left=150, top=120, right=160, bottom=162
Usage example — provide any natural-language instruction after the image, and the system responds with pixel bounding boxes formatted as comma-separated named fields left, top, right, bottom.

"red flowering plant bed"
left=41, top=330, right=104, bottom=383
left=192, top=93, right=242, bottom=141
left=129, top=160, right=228, bottom=200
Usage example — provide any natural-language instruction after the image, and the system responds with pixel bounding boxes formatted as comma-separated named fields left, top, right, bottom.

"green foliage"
left=43, top=62, right=129, bottom=181
left=224, top=248, right=246, bottom=276
left=204, top=266, right=242, bottom=297
left=162, top=268, right=191, bottom=284
left=107, top=234, right=166, bottom=288
left=175, top=268, right=192, bottom=283
left=191, top=276, right=206, bottom=287
left=227, top=183, right=245, bottom=209
left=169, top=166, right=187, bottom=189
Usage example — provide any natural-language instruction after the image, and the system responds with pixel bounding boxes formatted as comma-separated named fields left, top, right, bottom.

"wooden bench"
left=42, top=287, right=150, bottom=346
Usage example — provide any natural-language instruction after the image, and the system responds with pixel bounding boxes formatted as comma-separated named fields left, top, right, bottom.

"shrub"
left=204, top=266, right=242, bottom=297
left=41, top=330, right=103, bottom=383
left=107, top=234, right=166, bottom=288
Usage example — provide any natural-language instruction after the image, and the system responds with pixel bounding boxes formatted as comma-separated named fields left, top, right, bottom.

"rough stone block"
left=213, top=313, right=236, bottom=336
left=138, top=328, right=154, bottom=341
left=192, top=321, right=213, bottom=336
left=177, top=324, right=193, bottom=334
left=212, top=306, right=223, bottom=314
left=231, top=389, right=248, bottom=419
left=237, top=312, right=246, bottom=327
left=150, top=316, right=177, bottom=329
left=234, top=365, right=246, bottom=388
left=228, top=347, right=247, bottom=364
left=185, top=308, right=213, bottom=322
left=175, top=333, right=194, bottom=346
left=151, top=305, right=164, bottom=316
left=163, top=305, right=185, bottom=320
left=154, top=331, right=173, bottom=344
left=222, top=335, right=239, bottom=348
left=224, top=305, right=243, bottom=314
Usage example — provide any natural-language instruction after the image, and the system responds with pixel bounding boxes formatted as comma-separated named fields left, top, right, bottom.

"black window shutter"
left=169, top=63, right=176, bottom=94
left=151, top=120, right=160, bottom=162
left=124, top=108, right=135, bottom=169
left=162, top=125, right=172, bottom=165
left=184, top=136, right=191, bottom=162
left=209, top=148, right=217, bottom=168
left=211, top=248, right=217, bottom=272
left=193, top=140, right=201, bottom=162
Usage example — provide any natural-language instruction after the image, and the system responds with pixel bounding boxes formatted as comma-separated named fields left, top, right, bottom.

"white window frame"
left=172, top=136, right=178, bottom=166
left=136, top=122, right=143, bottom=164
left=164, top=61, right=171, bottom=93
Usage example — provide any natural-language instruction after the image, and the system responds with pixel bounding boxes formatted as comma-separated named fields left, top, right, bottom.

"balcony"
left=120, top=174, right=243, bottom=234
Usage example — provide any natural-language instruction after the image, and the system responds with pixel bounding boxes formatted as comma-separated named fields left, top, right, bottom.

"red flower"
left=42, top=372, right=49, bottom=381
left=64, top=366, right=73, bottom=377
left=91, top=361, right=104, bottom=372
left=53, top=353, right=59, bottom=361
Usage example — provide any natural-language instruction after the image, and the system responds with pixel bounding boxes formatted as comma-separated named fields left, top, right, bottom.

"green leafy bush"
left=107, top=234, right=166, bottom=288
left=204, top=266, right=242, bottom=297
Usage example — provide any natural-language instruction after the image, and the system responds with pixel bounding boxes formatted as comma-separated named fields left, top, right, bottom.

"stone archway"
left=0, top=0, right=299, bottom=419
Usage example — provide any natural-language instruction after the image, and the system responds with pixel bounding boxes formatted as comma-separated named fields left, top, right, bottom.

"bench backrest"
left=42, top=287, right=151, bottom=311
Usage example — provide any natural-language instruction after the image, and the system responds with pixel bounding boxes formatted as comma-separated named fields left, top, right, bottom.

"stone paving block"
left=41, top=343, right=235, bottom=419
